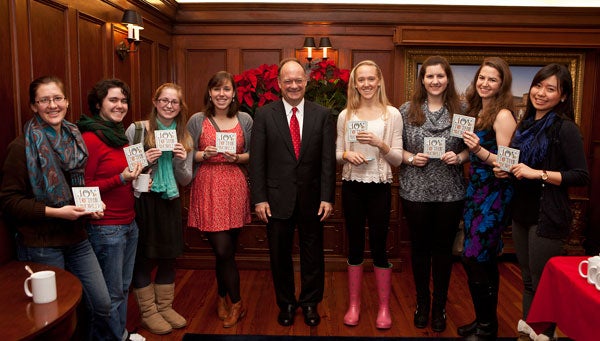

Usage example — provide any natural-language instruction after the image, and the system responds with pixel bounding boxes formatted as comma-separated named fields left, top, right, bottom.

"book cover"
left=71, top=186, right=103, bottom=212
left=346, top=120, right=368, bottom=142
left=123, top=143, right=148, bottom=171
left=154, top=130, right=177, bottom=151
left=450, top=114, right=476, bottom=138
left=497, top=146, right=520, bottom=172
left=216, top=132, right=237, bottom=153
left=424, top=137, right=446, bottom=158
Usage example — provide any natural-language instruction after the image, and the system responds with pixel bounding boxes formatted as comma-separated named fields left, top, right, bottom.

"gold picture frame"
left=405, top=48, right=585, bottom=124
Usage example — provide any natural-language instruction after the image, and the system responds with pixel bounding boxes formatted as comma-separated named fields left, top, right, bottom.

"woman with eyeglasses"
left=124, top=83, right=193, bottom=335
left=0, top=76, right=114, bottom=340
left=77, top=78, right=142, bottom=340
left=187, top=71, right=252, bottom=328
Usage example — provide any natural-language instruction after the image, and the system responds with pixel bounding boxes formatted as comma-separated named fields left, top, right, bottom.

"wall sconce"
left=116, top=10, right=144, bottom=60
left=303, top=36, right=333, bottom=62
left=319, top=37, right=332, bottom=61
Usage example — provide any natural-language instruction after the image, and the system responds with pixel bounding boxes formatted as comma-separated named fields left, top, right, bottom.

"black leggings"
left=132, top=256, right=176, bottom=288
left=342, top=180, right=391, bottom=268
left=207, top=229, right=241, bottom=303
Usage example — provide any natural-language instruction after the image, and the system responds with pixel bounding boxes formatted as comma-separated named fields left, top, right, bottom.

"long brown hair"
left=407, top=55, right=461, bottom=126
left=145, top=83, right=193, bottom=152
left=465, top=57, right=515, bottom=130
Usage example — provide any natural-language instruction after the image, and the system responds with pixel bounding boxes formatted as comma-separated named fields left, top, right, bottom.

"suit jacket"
left=250, top=99, right=336, bottom=220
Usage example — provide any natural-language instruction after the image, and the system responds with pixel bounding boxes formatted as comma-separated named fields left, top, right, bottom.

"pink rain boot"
left=343, top=263, right=363, bottom=326
left=374, top=264, right=392, bottom=329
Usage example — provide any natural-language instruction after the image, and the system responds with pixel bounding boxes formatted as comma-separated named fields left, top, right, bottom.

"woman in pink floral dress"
left=187, top=71, right=252, bottom=328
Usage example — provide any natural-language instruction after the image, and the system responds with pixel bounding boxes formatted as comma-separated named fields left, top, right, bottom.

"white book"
left=123, top=143, right=148, bottom=171
left=424, top=137, right=446, bottom=159
left=216, top=132, right=237, bottom=153
left=450, top=114, right=476, bottom=138
left=154, top=130, right=177, bottom=151
left=71, top=187, right=103, bottom=212
left=497, top=146, right=520, bottom=172
left=346, top=120, right=368, bottom=142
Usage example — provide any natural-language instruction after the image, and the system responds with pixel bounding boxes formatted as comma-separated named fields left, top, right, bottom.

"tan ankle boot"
left=223, top=300, right=246, bottom=328
left=217, top=295, right=230, bottom=320
left=154, top=283, right=187, bottom=328
left=134, top=285, right=172, bottom=335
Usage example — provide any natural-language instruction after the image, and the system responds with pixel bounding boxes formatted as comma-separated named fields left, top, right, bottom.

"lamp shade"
left=121, top=10, right=143, bottom=28
left=319, top=37, right=332, bottom=48
left=303, top=37, right=316, bottom=48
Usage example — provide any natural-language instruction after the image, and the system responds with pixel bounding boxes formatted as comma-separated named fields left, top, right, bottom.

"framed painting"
left=404, top=48, right=585, bottom=124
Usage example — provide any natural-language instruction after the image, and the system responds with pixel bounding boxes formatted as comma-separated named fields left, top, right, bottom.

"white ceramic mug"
left=133, top=173, right=150, bottom=192
left=578, top=255, right=600, bottom=284
left=24, top=270, right=57, bottom=304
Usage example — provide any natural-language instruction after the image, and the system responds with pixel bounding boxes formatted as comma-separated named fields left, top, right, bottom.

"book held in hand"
left=497, top=146, right=520, bottom=172
left=216, top=132, right=237, bottom=153
left=424, top=137, right=446, bottom=159
left=346, top=120, right=368, bottom=142
left=154, top=130, right=177, bottom=151
left=72, top=187, right=103, bottom=212
left=123, top=143, right=148, bottom=171
left=450, top=114, right=476, bottom=138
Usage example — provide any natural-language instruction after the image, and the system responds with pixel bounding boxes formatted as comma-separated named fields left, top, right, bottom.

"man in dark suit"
left=250, top=58, right=336, bottom=327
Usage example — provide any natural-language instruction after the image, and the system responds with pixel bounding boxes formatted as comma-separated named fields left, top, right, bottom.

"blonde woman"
left=336, top=60, right=403, bottom=329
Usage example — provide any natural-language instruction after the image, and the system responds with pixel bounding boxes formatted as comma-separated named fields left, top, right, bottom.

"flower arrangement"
left=233, top=60, right=350, bottom=116
left=305, top=59, right=350, bottom=114
left=234, top=64, right=280, bottom=116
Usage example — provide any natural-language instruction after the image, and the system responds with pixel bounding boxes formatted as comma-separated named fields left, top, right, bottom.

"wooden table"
left=527, top=256, right=597, bottom=341
left=0, top=261, right=82, bottom=340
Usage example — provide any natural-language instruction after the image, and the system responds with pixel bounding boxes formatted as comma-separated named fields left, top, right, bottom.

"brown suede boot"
left=223, top=300, right=246, bottom=328
left=154, top=283, right=187, bottom=328
left=134, top=285, right=172, bottom=335
left=217, top=295, right=230, bottom=320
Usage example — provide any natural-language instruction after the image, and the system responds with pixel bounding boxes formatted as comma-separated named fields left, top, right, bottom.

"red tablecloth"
left=527, top=256, right=599, bottom=341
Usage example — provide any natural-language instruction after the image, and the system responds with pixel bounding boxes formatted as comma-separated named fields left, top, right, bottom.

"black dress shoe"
left=277, top=304, right=296, bottom=326
left=302, top=305, right=321, bottom=326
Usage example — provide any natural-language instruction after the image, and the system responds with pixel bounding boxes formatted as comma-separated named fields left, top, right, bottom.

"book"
left=216, top=132, right=237, bottom=153
left=450, top=114, right=476, bottom=138
left=497, top=146, right=520, bottom=172
left=346, top=120, right=368, bottom=142
left=424, top=137, right=446, bottom=158
left=71, top=186, right=103, bottom=212
left=154, top=129, right=177, bottom=151
left=123, top=143, right=148, bottom=171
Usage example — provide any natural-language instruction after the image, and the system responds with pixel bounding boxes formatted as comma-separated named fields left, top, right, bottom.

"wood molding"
left=394, top=26, right=600, bottom=47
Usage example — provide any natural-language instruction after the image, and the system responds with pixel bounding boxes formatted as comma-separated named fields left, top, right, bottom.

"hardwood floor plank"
left=127, top=260, right=534, bottom=340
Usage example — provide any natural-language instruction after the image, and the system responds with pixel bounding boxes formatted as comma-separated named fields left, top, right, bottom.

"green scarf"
left=151, top=120, right=179, bottom=199
left=77, top=114, right=128, bottom=148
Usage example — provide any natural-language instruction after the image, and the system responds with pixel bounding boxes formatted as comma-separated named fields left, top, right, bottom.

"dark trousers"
left=402, top=199, right=463, bottom=306
left=267, top=213, right=324, bottom=309
left=342, top=180, right=391, bottom=267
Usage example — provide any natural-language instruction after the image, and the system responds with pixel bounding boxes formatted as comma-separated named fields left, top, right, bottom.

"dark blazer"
left=250, top=99, right=336, bottom=220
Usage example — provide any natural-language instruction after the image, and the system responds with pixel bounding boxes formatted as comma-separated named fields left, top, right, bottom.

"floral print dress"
left=463, top=128, right=514, bottom=262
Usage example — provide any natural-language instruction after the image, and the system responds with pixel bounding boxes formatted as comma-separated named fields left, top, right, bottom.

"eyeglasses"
left=156, top=98, right=180, bottom=106
left=281, top=79, right=306, bottom=86
left=36, top=96, right=66, bottom=105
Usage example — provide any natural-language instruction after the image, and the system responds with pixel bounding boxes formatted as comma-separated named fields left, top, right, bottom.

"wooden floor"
left=126, top=259, right=532, bottom=340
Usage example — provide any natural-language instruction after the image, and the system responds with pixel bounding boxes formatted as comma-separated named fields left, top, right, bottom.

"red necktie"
left=290, top=107, right=301, bottom=159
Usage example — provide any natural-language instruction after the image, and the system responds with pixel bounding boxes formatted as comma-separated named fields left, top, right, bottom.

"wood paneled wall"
left=2, top=1, right=600, bottom=267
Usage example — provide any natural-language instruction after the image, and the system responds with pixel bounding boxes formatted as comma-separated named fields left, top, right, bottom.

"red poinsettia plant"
left=234, top=60, right=350, bottom=116
left=234, top=64, right=280, bottom=116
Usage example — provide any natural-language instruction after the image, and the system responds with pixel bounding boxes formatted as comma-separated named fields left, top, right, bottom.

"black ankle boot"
left=463, top=321, right=498, bottom=341
left=431, top=306, right=446, bottom=332
left=457, top=320, right=478, bottom=336
left=413, top=303, right=429, bottom=329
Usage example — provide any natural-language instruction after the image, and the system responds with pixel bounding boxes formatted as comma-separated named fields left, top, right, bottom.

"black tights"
left=132, top=255, right=176, bottom=288
left=207, top=229, right=241, bottom=303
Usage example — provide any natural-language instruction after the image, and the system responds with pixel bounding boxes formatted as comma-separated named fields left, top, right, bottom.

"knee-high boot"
left=343, top=263, right=363, bottom=326
left=458, top=261, right=499, bottom=341
left=374, top=264, right=392, bottom=329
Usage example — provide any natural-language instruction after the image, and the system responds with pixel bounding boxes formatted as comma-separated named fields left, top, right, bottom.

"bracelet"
left=202, top=152, right=208, bottom=160
left=234, top=154, right=240, bottom=163
left=473, top=145, right=482, bottom=154
left=457, top=154, right=462, bottom=165
left=119, top=173, right=126, bottom=184
left=342, top=151, right=347, bottom=160
left=483, top=151, right=491, bottom=162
